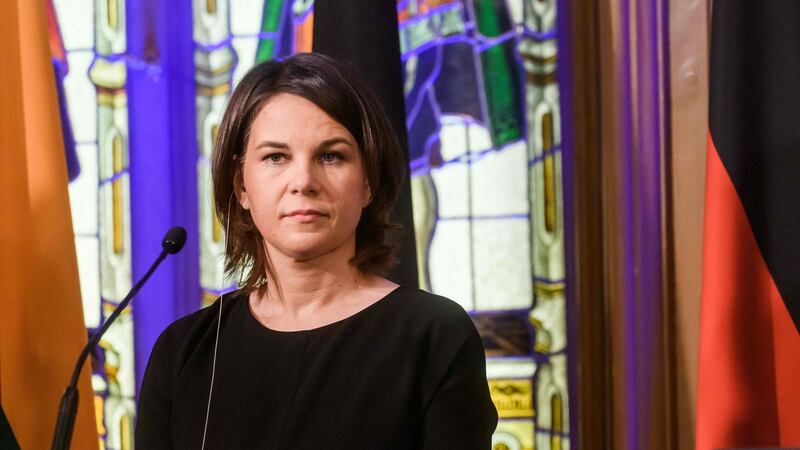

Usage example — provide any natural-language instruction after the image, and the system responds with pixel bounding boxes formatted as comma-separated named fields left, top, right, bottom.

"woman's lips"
left=284, top=209, right=326, bottom=223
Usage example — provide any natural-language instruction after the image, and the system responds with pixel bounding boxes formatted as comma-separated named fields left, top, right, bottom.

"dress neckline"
left=241, top=285, right=406, bottom=335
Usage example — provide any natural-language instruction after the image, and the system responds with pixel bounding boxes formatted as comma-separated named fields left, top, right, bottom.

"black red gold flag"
left=697, top=1, right=800, bottom=448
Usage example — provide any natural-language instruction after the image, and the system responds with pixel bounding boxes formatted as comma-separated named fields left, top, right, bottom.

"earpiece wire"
left=200, top=193, right=234, bottom=450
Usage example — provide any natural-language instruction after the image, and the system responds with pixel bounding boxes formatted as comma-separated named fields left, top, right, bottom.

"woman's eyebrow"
left=318, top=137, right=354, bottom=148
left=253, top=140, right=289, bottom=150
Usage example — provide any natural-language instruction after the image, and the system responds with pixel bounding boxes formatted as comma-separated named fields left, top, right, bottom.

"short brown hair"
left=212, top=52, right=405, bottom=294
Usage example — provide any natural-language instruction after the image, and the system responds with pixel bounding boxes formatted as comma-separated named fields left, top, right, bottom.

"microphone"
left=51, top=226, right=187, bottom=450
left=162, top=225, right=187, bottom=254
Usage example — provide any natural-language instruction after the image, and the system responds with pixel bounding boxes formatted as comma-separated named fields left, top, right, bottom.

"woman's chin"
left=286, top=248, right=327, bottom=262
left=271, top=236, right=349, bottom=263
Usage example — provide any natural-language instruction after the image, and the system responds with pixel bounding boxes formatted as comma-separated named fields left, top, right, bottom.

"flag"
left=0, top=0, right=98, bottom=449
left=312, top=0, right=419, bottom=287
left=696, top=1, right=800, bottom=448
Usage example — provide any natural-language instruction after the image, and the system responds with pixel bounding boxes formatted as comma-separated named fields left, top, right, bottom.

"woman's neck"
left=248, top=239, right=393, bottom=330
left=267, top=254, right=364, bottom=310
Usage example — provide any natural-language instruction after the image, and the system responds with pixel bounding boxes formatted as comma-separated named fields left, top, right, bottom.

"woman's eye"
left=265, top=153, right=287, bottom=163
left=320, top=151, right=343, bottom=163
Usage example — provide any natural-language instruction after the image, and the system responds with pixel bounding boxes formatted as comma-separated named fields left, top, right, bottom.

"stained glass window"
left=55, top=0, right=136, bottom=448
left=400, top=1, right=567, bottom=448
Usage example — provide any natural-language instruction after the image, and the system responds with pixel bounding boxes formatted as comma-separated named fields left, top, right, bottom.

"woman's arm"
left=420, top=320, right=498, bottom=449
left=135, top=332, right=174, bottom=450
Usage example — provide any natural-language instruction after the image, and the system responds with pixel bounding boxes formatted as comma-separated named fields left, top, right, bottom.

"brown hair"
left=212, top=52, right=405, bottom=295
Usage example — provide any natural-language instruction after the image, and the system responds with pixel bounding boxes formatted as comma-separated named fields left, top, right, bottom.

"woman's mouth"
left=284, top=209, right=326, bottom=222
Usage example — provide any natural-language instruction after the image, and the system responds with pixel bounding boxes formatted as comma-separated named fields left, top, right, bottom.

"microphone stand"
left=51, top=227, right=185, bottom=450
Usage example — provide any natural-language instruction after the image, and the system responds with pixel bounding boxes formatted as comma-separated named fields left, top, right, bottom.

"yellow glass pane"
left=112, top=135, right=124, bottom=255
left=489, top=379, right=535, bottom=419
left=107, top=0, right=118, bottom=30
left=541, top=112, right=556, bottom=233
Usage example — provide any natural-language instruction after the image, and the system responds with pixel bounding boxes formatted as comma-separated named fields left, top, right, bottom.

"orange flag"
left=0, top=1, right=98, bottom=449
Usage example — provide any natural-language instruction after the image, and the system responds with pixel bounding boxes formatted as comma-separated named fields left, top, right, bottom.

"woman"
left=135, top=53, right=497, bottom=449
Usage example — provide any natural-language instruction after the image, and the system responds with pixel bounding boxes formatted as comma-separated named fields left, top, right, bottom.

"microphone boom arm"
left=52, top=226, right=186, bottom=450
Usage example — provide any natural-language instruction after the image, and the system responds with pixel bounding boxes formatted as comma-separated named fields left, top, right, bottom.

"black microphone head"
left=162, top=226, right=187, bottom=254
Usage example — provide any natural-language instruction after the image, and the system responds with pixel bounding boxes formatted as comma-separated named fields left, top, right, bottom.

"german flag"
left=696, top=1, right=800, bottom=448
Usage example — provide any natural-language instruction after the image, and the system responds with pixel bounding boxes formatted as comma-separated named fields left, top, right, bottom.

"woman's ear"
left=362, top=181, right=372, bottom=208
left=234, top=162, right=249, bottom=210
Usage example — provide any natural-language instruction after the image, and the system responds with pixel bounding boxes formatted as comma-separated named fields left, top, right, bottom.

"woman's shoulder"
left=152, top=290, right=246, bottom=355
left=383, top=287, right=489, bottom=410
left=383, top=285, right=478, bottom=336
left=390, top=284, right=466, bottom=311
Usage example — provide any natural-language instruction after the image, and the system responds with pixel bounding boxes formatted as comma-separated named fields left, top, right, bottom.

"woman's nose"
left=288, top=159, right=320, bottom=195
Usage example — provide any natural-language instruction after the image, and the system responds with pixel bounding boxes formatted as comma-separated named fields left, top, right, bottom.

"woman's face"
left=239, top=93, right=370, bottom=263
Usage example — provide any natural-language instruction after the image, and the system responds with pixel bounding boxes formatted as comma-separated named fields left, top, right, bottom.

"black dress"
left=135, top=286, right=498, bottom=449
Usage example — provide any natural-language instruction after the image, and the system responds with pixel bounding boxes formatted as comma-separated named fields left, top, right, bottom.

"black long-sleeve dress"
left=135, top=286, right=498, bottom=449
